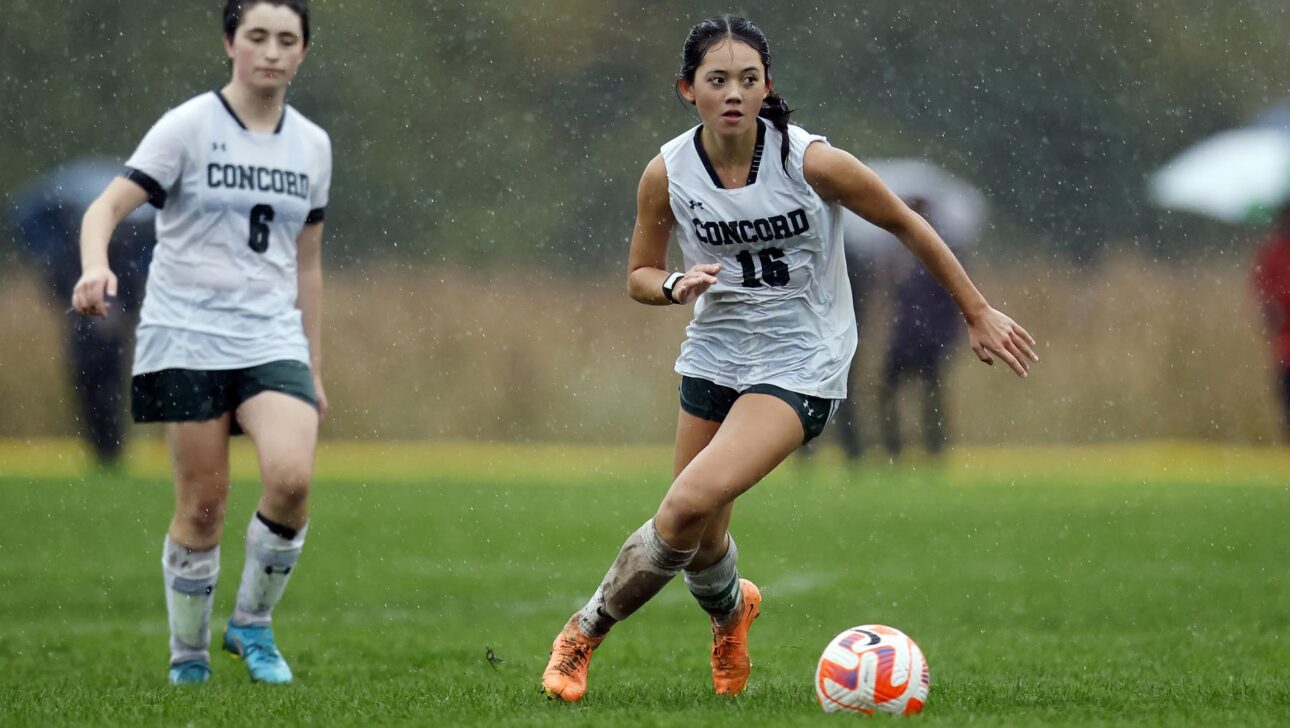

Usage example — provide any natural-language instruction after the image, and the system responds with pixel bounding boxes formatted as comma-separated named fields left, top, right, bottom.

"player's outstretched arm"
left=803, top=143, right=1038, bottom=378
left=72, top=177, right=149, bottom=317
left=626, top=156, right=719, bottom=306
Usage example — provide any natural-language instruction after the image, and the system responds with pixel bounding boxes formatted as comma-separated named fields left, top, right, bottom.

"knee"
left=264, top=463, right=312, bottom=510
left=656, top=482, right=725, bottom=543
left=175, top=491, right=227, bottom=541
left=655, top=498, right=703, bottom=540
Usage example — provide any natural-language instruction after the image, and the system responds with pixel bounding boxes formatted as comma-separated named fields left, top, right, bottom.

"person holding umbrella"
left=7, top=157, right=155, bottom=467
left=877, top=196, right=969, bottom=457
left=835, top=160, right=986, bottom=459
left=1150, top=123, right=1290, bottom=440
left=1252, top=202, right=1290, bottom=440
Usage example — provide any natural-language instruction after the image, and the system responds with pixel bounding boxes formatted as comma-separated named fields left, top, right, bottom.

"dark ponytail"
left=760, top=90, right=794, bottom=172
left=677, top=15, right=794, bottom=175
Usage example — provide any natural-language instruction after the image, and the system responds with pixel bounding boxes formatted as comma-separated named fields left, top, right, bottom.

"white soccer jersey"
left=660, top=119, right=857, bottom=398
left=124, top=91, right=332, bottom=374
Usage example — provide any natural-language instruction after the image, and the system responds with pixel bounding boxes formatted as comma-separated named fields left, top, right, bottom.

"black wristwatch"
left=661, top=272, right=685, bottom=304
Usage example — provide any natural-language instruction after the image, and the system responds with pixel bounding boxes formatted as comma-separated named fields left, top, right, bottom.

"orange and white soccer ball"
left=815, top=624, right=930, bottom=715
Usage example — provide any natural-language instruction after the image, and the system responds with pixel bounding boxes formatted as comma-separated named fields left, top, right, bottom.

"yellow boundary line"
left=1, top=438, right=1288, bottom=485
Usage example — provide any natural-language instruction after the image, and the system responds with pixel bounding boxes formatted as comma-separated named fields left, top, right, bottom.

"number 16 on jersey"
left=736, top=247, right=790, bottom=288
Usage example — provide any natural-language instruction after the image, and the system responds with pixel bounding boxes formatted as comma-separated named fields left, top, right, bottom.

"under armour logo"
left=212, top=142, right=227, bottom=152
left=688, top=200, right=704, bottom=210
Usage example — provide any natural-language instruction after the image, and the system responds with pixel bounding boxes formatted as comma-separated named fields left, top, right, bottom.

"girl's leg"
left=683, top=505, right=739, bottom=616
left=541, top=410, right=719, bottom=701
left=215, top=390, right=317, bottom=684
left=544, top=395, right=803, bottom=701
left=678, top=411, right=742, bottom=624
left=547, top=395, right=803, bottom=696
left=665, top=395, right=802, bottom=694
left=673, top=409, right=726, bottom=569
left=230, top=391, right=318, bottom=629
left=580, top=393, right=803, bottom=636
left=162, top=416, right=232, bottom=677
left=655, top=394, right=804, bottom=546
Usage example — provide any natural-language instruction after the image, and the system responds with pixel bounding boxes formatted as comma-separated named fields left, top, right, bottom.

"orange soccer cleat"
left=542, top=615, right=604, bottom=702
left=710, top=578, right=762, bottom=696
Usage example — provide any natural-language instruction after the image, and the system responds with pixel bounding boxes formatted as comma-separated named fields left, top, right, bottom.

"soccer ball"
left=815, top=624, right=930, bottom=715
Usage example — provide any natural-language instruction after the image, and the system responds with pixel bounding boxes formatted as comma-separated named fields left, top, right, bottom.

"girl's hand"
left=967, top=307, right=1038, bottom=378
left=671, top=263, right=721, bottom=304
left=71, top=265, right=118, bottom=318
left=313, top=374, right=329, bottom=421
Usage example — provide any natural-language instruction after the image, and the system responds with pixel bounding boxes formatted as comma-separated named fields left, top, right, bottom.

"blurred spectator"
left=7, top=157, right=154, bottom=466
left=829, top=162, right=986, bottom=461
left=1251, top=202, right=1290, bottom=441
left=831, top=238, right=878, bottom=460
left=878, top=198, right=963, bottom=457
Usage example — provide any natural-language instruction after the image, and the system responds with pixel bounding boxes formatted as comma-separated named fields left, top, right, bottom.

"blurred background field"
left=4, top=1, right=1290, bottom=449
left=1, top=442, right=1287, bottom=726
left=1, top=251, right=1282, bottom=445
left=6, top=0, right=1289, bottom=263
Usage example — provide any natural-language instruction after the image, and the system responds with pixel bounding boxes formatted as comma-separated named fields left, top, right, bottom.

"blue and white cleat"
left=168, top=659, right=211, bottom=685
left=222, top=622, right=293, bottom=684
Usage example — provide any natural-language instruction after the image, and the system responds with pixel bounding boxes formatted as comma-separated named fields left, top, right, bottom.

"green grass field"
left=1, top=440, right=1287, bottom=726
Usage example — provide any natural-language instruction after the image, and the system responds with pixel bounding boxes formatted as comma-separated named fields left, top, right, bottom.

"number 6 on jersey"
left=248, top=204, right=275, bottom=253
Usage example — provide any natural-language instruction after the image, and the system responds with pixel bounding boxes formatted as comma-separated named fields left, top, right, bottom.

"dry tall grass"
left=0, top=253, right=1281, bottom=445
left=942, top=251, right=1279, bottom=445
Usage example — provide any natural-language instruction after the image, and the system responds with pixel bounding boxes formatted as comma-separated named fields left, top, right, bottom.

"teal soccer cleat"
left=168, top=659, right=211, bottom=685
left=222, top=622, right=293, bottom=684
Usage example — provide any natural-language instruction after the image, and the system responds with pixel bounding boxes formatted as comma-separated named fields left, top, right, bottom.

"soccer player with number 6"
left=541, top=15, right=1038, bottom=702
left=71, top=0, right=331, bottom=685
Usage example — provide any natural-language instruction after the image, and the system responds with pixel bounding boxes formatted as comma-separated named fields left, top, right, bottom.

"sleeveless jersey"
left=660, top=119, right=857, bottom=398
left=124, top=91, right=332, bottom=375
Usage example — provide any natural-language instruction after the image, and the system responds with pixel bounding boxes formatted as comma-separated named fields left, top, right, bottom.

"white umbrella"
left=1148, top=128, right=1290, bottom=224
left=844, top=158, right=987, bottom=258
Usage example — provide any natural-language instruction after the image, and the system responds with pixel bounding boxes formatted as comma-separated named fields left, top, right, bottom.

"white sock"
left=232, top=513, right=306, bottom=627
left=162, top=537, right=219, bottom=665
left=576, top=518, right=697, bottom=638
left=683, top=533, right=743, bottom=624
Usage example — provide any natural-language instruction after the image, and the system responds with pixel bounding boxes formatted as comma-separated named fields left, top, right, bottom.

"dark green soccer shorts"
left=132, top=360, right=317, bottom=434
left=679, top=375, right=838, bottom=444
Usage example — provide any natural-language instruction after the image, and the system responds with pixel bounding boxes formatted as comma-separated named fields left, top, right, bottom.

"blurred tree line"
left=2, top=0, right=1287, bottom=269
